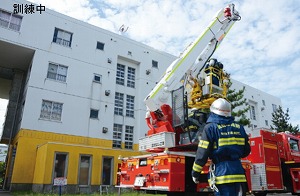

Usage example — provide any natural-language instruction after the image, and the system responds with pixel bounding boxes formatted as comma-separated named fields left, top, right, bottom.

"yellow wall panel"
left=9, top=129, right=145, bottom=186
left=12, top=137, right=41, bottom=183
left=33, top=144, right=48, bottom=184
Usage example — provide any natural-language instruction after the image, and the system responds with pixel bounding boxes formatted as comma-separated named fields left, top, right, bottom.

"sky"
left=1, top=0, right=300, bottom=130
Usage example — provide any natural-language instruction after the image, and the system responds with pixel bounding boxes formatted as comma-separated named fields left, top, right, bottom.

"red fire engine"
left=116, top=4, right=300, bottom=196
left=246, top=129, right=300, bottom=196
left=117, top=129, right=300, bottom=196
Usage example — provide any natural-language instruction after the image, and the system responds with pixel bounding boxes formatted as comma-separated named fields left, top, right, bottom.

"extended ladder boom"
left=144, top=4, right=240, bottom=112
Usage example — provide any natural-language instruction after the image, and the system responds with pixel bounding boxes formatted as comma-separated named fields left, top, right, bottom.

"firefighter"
left=185, top=108, right=207, bottom=143
left=191, top=98, right=251, bottom=196
left=204, top=58, right=223, bottom=86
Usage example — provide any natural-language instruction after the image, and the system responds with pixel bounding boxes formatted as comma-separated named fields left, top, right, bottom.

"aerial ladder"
left=142, top=4, right=241, bottom=151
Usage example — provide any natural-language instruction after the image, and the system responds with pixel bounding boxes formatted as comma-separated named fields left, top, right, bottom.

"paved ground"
left=0, top=191, right=11, bottom=196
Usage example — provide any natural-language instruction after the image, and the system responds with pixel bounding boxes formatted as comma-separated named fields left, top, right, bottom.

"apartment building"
left=230, top=79, right=282, bottom=133
left=0, top=0, right=281, bottom=193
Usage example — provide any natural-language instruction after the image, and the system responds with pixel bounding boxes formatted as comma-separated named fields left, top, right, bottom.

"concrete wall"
left=1, top=0, right=175, bottom=143
left=231, top=79, right=282, bottom=133
left=0, top=78, right=11, bottom=99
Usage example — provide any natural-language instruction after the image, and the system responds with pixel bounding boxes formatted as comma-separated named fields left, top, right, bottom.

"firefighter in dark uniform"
left=184, top=108, right=207, bottom=144
left=191, top=98, right=251, bottom=196
left=204, top=58, right=223, bottom=86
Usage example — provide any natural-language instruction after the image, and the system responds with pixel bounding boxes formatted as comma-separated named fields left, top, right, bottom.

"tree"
left=271, top=105, right=299, bottom=133
left=0, top=162, right=5, bottom=186
left=227, top=85, right=251, bottom=126
left=0, top=149, right=6, bottom=188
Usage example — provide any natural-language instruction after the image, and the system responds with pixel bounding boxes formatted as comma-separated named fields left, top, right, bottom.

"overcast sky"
left=1, top=0, right=300, bottom=129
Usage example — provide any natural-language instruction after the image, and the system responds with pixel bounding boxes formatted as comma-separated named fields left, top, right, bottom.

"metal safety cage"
left=171, top=86, right=188, bottom=128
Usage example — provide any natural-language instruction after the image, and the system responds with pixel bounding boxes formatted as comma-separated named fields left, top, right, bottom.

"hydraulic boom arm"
left=144, top=4, right=240, bottom=112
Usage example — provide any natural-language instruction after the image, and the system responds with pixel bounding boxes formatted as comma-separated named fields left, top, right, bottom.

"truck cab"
left=279, top=132, right=300, bottom=162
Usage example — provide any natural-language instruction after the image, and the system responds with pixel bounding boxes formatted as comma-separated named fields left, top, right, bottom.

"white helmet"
left=210, top=98, right=231, bottom=117
left=191, top=108, right=198, bottom=112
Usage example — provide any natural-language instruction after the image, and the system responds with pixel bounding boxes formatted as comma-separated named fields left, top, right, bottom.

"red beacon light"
left=224, top=7, right=232, bottom=18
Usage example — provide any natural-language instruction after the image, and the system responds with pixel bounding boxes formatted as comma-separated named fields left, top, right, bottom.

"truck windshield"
left=289, top=138, right=299, bottom=151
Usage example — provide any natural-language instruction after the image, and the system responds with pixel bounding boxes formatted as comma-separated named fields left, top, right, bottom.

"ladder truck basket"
left=139, top=132, right=176, bottom=151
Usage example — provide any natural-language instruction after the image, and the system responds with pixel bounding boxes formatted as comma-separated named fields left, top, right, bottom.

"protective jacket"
left=192, top=113, right=251, bottom=185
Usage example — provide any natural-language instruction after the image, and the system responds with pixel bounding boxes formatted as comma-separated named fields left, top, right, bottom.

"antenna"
left=119, top=24, right=129, bottom=33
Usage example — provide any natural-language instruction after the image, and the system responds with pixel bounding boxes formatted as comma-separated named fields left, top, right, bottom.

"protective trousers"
left=214, top=183, right=246, bottom=196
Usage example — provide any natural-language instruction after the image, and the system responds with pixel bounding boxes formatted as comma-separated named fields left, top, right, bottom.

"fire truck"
left=116, top=4, right=300, bottom=196
left=117, top=129, right=300, bottom=196
left=246, top=129, right=300, bottom=196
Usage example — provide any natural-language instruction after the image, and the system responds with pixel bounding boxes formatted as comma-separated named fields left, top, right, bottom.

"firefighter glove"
left=192, top=177, right=199, bottom=184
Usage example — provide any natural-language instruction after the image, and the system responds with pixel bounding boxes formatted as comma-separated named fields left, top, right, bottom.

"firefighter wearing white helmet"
left=210, top=98, right=231, bottom=117
left=191, top=98, right=251, bottom=196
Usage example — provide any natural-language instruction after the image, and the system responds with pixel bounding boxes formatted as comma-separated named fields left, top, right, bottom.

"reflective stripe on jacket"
left=192, top=113, right=251, bottom=184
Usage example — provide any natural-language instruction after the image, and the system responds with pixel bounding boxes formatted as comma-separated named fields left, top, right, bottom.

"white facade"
left=0, top=0, right=176, bottom=145
left=230, top=79, right=282, bottom=133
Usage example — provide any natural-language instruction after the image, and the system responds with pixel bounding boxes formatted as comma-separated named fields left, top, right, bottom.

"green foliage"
left=0, top=161, right=5, bottom=186
left=271, top=105, right=299, bottom=133
left=227, top=85, right=251, bottom=126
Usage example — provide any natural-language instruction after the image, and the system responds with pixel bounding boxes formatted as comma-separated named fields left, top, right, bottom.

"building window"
left=96, top=41, right=105, bottom=50
left=78, top=155, right=91, bottom=185
left=47, top=63, right=68, bottom=82
left=113, top=124, right=122, bottom=148
left=152, top=60, right=158, bottom=68
left=116, top=64, right=125, bottom=85
left=127, top=67, right=135, bottom=88
left=265, top=120, right=269, bottom=126
left=0, top=9, right=22, bottom=31
left=40, top=100, right=63, bottom=121
left=93, top=74, right=102, bottom=83
left=53, top=153, right=68, bottom=179
left=289, top=138, right=299, bottom=151
left=250, top=105, right=256, bottom=120
left=272, top=104, right=277, bottom=112
left=125, top=125, right=134, bottom=149
left=90, top=109, right=99, bottom=119
left=262, top=100, right=265, bottom=106
left=126, top=95, right=135, bottom=117
left=114, top=92, right=124, bottom=115
left=53, top=28, right=73, bottom=47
